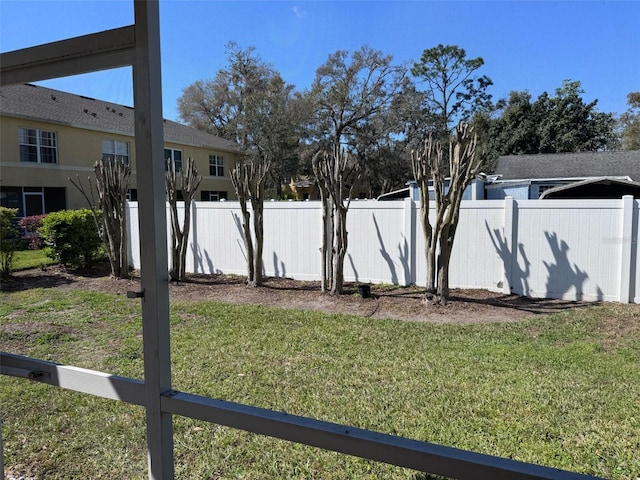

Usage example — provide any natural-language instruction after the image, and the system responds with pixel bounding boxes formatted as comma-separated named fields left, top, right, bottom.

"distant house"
left=486, top=151, right=640, bottom=199
left=379, top=150, right=640, bottom=202
left=0, top=83, right=244, bottom=217
left=540, top=177, right=640, bottom=199
left=288, top=176, right=319, bottom=201
left=378, top=179, right=485, bottom=201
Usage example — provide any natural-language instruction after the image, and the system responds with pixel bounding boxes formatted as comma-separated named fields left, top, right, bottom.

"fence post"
left=191, top=200, right=198, bottom=274
left=619, top=195, right=634, bottom=303
left=1, top=416, right=4, bottom=480
left=503, top=196, right=516, bottom=295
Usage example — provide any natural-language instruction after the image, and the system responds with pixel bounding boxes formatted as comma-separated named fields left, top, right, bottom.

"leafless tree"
left=70, top=157, right=130, bottom=278
left=312, top=146, right=361, bottom=295
left=165, top=156, right=201, bottom=281
left=230, top=159, right=271, bottom=287
left=411, top=122, right=480, bottom=304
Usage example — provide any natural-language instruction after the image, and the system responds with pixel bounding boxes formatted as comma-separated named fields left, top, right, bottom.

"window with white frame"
left=209, top=154, right=224, bottom=176
left=200, top=190, right=227, bottom=202
left=165, top=148, right=183, bottom=171
left=102, top=139, right=130, bottom=164
left=19, top=128, right=58, bottom=164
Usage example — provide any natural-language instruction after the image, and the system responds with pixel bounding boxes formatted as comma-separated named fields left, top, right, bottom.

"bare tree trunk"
left=241, top=202, right=255, bottom=284
left=319, top=196, right=329, bottom=292
left=231, top=165, right=255, bottom=285
left=331, top=204, right=348, bottom=295
left=70, top=156, right=130, bottom=279
left=178, top=201, right=192, bottom=280
left=167, top=200, right=182, bottom=280
left=312, top=151, right=329, bottom=292
left=411, top=123, right=480, bottom=304
left=411, top=136, right=440, bottom=300
left=312, top=147, right=360, bottom=295
left=435, top=224, right=452, bottom=304
left=231, top=159, right=271, bottom=287
left=165, top=157, right=201, bottom=281
left=251, top=194, right=264, bottom=287
left=327, top=204, right=335, bottom=292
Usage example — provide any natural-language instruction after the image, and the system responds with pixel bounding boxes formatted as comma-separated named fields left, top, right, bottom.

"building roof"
left=494, top=151, right=640, bottom=181
left=539, top=177, right=640, bottom=199
left=0, top=83, right=243, bottom=154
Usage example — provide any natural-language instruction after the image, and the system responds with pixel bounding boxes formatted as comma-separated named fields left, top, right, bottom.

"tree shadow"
left=372, top=213, right=398, bottom=284
left=543, top=231, right=588, bottom=300
left=231, top=212, right=248, bottom=263
left=0, top=269, right=77, bottom=292
left=347, top=253, right=360, bottom=282
left=194, top=246, right=215, bottom=274
left=412, top=473, right=451, bottom=480
left=398, top=234, right=411, bottom=285
left=485, top=221, right=530, bottom=295
left=0, top=261, right=115, bottom=293
left=272, top=252, right=286, bottom=278
left=446, top=290, right=591, bottom=315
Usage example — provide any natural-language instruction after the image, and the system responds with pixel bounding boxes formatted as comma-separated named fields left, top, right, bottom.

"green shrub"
left=18, top=213, right=46, bottom=249
left=40, top=209, right=102, bottom=268
left=0, top=206, right=19, bottom=278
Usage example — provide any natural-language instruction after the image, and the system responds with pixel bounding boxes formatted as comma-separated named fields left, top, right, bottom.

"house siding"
left=486, top=183, right=530, bottom=200
left=0, top=114, right=242, bottom=216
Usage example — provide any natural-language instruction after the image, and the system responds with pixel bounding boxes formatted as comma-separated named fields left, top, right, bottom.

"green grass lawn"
left=1, top=288, right=639, bottom=479
left=11, top=249, right=56, bottom=271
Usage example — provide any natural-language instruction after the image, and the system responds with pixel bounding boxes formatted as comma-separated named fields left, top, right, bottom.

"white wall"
left=127, top=196, right=639, bottom=303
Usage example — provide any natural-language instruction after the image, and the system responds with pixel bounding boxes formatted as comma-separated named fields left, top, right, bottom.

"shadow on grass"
left=413, top=473, right=451, bottom=480
left=0, top=261, right=113, bottom=293
left=446, top=291, right=593, bottom=315
left=1, top=269, right=77, bottom=292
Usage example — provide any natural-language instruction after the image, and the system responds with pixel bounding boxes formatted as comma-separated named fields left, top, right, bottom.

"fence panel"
left=344, top=201, right=410, bottom=285
left=127, top=197, right=638, bottom=304
left=515, top=199, right=623, bottom=302
left=189, top=201, right=246, bottom=275
left=262, top=201, right=323, bottom=281
left=449, top=201, right=506, bottom=291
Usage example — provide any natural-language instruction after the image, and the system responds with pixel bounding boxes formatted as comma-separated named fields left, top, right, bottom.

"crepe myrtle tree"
left=70, top=156, right=130, bottom=278
left=165, top=156, right=201, bottom=281
left=308, top=46, right=404, bottom=294
left=411, top=122, right=481, bottom=304
left=230, top=158, right=271, bottom=287
left=312, top=146, right=361, bottom=295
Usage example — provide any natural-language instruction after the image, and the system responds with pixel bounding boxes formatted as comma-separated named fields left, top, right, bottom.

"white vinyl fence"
left=128, top=195, right=639, bottom=304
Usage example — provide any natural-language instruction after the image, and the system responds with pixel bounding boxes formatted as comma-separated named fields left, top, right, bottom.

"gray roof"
left=539, top=177, right=640, bottom=199
left=494, top=151, right=640, bottom=182
left=0, top=83, right=243, bottom=154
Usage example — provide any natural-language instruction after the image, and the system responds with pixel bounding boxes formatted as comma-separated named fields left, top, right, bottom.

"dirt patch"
left=1, top=263, right=595, bottom=324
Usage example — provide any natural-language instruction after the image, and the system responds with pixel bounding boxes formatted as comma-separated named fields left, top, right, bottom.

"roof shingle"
left=494, top=151, right=640, bottom=181
left=0, top=83, right=242, bottom=154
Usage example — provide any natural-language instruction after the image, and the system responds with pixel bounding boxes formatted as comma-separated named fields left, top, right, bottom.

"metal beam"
left=162, top=391, right=601, bottom=480
left=0, top=26, right=135, bottom=86
left=0, top=353, right=145, bottom=405
left=0, top=353, right=601, bottom=480
left=131, top=2, right=175, bottom=479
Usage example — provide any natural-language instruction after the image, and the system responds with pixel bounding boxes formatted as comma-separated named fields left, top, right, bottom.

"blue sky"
left=1, top=1, right=638, bottom=122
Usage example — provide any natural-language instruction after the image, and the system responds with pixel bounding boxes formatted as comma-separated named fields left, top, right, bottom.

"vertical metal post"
left=132, top=1, right=174, bottom=478
left=619, top=195, right=634, bottom=303
left=1, top=415, right=4, bottom=479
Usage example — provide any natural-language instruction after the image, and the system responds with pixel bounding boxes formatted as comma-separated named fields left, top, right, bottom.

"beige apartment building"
left=0, top=83, right=244, bottom=217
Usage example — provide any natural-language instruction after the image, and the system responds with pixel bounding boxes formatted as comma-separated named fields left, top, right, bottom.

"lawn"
left=1, top=288, right=639, bottom=479
left=11, top=249, right=56, bottom=271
